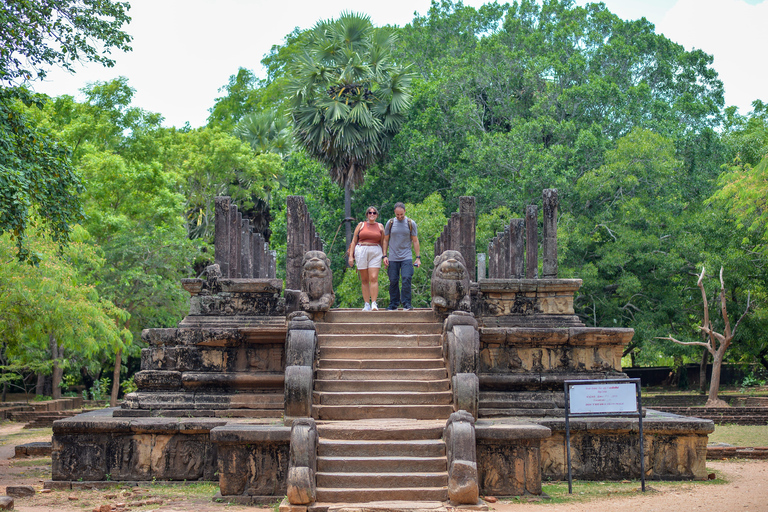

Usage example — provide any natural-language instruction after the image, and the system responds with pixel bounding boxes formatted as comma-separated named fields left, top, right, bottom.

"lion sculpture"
left=431, top=250, right=471, bottom=313
left=299, top=250, right=334, bottom=312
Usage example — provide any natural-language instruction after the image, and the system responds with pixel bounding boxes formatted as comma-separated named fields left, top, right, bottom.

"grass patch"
left=11, top=457, right=51, bottom=467
left=502, top=475, right=726, bottom=505
left=709, top=424, right=768, bottom=447
left=0, top=426, right=52, bottom=445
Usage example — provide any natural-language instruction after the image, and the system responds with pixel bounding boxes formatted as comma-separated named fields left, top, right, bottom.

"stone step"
left=318, top=440, right=445, bottom=457
left=314, top=405, right=454, bottom=421
left=319, top=346, right=443, bottom=359
left=317, top=456, right=447, bottom=473
left=480, top=400, right=558, bottom=409
left=315, top=368, right=448, bottom=381
left=318, top=334, right=441, bottom=347
left=313, top=391, right=452, bottom=406
left=316, top=471, right=448, bottom=489
left=318, top=358, right=446, bottom=370
left=323, top=309, right=438, bottom=324
left=316, top=323, right=442, bottom=335
left=317, top=419, right=445, bottom=441
left=478, top=407, right=564, bottom=418
left=315, top=487, right=449, bottom=503
left=314, top=379, right=451, bottom=393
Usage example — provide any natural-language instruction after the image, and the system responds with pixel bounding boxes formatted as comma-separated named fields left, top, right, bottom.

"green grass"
left=10, top=457, right=51, bottom=467
left=0, top=426, right=52, bottom=445
left=708, top=424, right=768, bottom=447
left=501, top=474, right=726, bottom=505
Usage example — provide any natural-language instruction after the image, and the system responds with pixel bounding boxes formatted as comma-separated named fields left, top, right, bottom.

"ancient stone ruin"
left=49, top=192, right=714, bottom=509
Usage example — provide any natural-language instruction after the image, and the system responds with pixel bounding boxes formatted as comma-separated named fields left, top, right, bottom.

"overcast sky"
left=32, top=0, right=768, bottom=128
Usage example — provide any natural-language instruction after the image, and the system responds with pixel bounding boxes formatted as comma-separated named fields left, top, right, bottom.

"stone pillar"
left=240, top=218, right=253, bottom=279
left=227, top=206, right=241, bottom=278
left=252, top=234, right=263, bottom=278
left=477, top=253, right=486, bottom=281
left=269, top=250, right=277, bottom=279
left=214, top=197, right=231, bottom=278
left=286, top=196, right=306, bottom=290
left=459, top=196, right=476, bottom=282
left=509, top=218, right=525, bottom=278
left=542, top=189, right=558, bottom=278
left=499, top=230, right=509, bottom=279
left=526, top=205, right=538, bottom=279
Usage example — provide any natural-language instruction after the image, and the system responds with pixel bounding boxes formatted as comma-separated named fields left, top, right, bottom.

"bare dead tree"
left=658, top=266, right=751, bottom=407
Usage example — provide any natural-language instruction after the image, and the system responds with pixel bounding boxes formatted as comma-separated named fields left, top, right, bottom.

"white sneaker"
left=362, top=302, right=371, bottom=311
left=371, top=301, right=378, bottom=311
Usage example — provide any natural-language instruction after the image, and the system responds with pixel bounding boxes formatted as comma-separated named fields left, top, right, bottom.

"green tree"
left=1, top=0, right=132, bottom=262
left=0, top=228, right=131, bottom=399
left=287, top=12, right=414, bottom=248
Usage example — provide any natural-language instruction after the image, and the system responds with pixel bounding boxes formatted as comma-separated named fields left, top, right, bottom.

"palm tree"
left=235, top=108, right=293, bottom=158
left=287, top=12, right=413, bottom=247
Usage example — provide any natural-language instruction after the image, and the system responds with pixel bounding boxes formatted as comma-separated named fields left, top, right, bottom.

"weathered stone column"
left=542, top=188, right=559, bottom=278
left=286, top=196, right=306, bottom=290
left=509, top=218, right=525, bottom=278
left=477, top=253, right=486, bottom=281
left=459, top=196, right=476, bottom=282
left=240, top=218, right=253, bottom=278
left=214, top=197, right=231, bottom=277
left=526, top=205, right=538, bottom=279
left=252, top=233, right=263, bottom=278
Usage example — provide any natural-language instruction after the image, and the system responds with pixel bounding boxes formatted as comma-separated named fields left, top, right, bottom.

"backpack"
left=386, top=217, right=415, bottom=237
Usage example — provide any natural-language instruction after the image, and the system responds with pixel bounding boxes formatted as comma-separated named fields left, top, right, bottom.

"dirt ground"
left=1, top=422, right=767, bottom=512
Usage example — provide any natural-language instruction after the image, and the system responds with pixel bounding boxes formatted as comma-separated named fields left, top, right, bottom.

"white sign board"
left=568, top=382, right=637, bottom=414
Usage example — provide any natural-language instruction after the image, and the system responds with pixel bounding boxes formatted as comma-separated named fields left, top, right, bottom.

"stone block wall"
left=52, top=410, right=225, bottom=482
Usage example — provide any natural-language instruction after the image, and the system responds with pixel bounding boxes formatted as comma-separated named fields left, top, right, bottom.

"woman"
left=348, top=206, right=384, bottom=311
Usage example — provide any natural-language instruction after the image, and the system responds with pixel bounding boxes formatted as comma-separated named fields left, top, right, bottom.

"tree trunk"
left=707, top=347, right=728, bottom=407
left=344, top=181, right=352, bottom=250
left=50, top=333, right=63, bottom=400
left=36, top=374, right=46, bottom=397
left=111, top=349, right=122, bottom=407
left=699, top=347, right=709, bottom=392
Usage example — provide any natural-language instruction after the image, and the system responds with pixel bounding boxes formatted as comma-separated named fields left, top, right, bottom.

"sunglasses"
left=367, top=211, right=378, bottom=215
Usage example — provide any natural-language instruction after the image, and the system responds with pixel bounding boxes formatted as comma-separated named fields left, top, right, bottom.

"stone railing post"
left=284, top=313, right=317, bottom=421
left=442, top=311, right=479, bottom=419
left=286, top=417, right=317, bottom=505
left=444, top=410, right=479, bottom=505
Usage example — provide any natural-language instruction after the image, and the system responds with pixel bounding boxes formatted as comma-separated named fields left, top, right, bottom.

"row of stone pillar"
left=486, top=188, right=559, bottom=279
left=214, top=196, right=276, bottom=279
left=434, top=196, right=477, bottom=282
left=286, top=196, right=324, bottom=290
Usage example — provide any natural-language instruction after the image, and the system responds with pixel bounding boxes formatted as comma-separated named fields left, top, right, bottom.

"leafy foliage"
left=0, top=0, right=132, bottom=84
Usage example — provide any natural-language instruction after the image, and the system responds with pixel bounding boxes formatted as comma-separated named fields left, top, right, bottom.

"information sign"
left=568, top=382, right=638, bottom=414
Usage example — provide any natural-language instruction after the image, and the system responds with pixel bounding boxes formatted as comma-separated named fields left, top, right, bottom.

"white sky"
left=32, top=0, right=768, bottom=128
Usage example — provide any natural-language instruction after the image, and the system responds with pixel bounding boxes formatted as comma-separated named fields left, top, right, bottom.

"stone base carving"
left=444, top=411, right=479, bottom=505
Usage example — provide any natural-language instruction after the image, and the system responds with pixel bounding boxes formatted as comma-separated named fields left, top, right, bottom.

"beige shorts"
left=354, top=245, right=383, bottom=270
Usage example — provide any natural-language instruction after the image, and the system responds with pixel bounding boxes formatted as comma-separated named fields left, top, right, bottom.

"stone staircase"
left=312, top=309, right=453, bottom=421
left=310, top=309, right=455, bottom=504
left=315, top=419, right=449, bottom=503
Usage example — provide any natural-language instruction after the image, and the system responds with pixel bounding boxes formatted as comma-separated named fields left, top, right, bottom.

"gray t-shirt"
left=384, top=217, right=418, bottom=261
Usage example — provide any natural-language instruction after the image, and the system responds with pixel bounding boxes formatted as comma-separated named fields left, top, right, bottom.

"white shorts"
left=354, top=245, right=383, bottom=270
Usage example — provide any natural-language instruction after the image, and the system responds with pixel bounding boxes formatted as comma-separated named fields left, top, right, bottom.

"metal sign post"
left=564, top=378, right=646, bottom=493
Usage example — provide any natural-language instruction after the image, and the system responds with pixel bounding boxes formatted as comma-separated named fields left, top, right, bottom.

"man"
left=382, top=202, right=421, bottom=310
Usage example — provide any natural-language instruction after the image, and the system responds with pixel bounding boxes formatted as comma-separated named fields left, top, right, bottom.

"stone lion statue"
left=300, top=250, right=334, bottom=312
left=432, top=250, right=471, bottom=313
